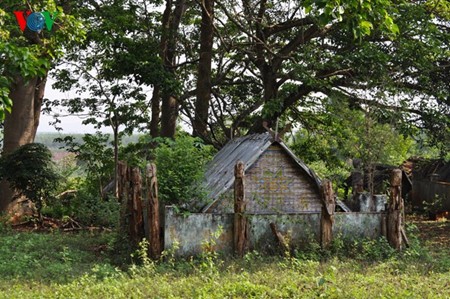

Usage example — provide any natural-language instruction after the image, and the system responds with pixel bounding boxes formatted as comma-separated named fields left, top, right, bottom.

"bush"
left=154, top=135, right=214, bottom=210
left=0, top=143, right=60, bottom=221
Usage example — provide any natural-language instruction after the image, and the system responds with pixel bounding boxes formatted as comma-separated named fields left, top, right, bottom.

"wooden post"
left=117, top=161, right=128, bottom=203
left=145, top=163, right=161, bottom=259
left=128, top=166, right=144, bottom=245
left=387, top=168, right=403, bottom=250
left=320, top=179, right=335, bottom=249
left=234, top=161, right=248, bottom=257
left=350, top=171, right=364, bottom=210
left=118, top=161, right=129, bottom=235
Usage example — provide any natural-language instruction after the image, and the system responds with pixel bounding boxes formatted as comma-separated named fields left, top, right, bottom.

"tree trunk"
left=193, top=0, right=214, bottom=138
left=0, top=75, right=46, bottom=212
left=159, top=0, right=186, bottom=138
left=160, top=95, right=178, bottom=138
left=150, top=87, right=160, bottom=138
left=113, top=121, right=119, bottom=198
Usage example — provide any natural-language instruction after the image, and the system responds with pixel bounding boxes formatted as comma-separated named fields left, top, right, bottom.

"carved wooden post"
left=118, top=161, right=129, bottom=235
left=387, top=168, right=403, bottom=250
left=234, top=161, right=248, bottom=257
left=320, top=179, right=335, bottom=249
left=145, top=163, right=161, bottom=259
left=117, top=161, right=128, bottom=203
left=128, top=166, right=144, bottom=245
left=350, top=171, right=364, bottom=210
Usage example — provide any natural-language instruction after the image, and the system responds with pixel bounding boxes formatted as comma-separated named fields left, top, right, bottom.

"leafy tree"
left=120, top=134, right=215, bottom=210
left=0, top=143, right=59, bottom=221
left=178, top=0, right=449, bottom=149
left=57, top=132, right=115, bottom=197
left=289, top=97, right=415, bottom=189
left=0, top=0, right=84, bottom=212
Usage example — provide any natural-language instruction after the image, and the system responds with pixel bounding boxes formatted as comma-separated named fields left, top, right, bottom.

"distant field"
left=35, top=132, right=143, bottom=150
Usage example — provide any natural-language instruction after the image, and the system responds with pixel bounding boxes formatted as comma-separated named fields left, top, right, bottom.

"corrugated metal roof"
left=201, top=132, right=322, bottom=212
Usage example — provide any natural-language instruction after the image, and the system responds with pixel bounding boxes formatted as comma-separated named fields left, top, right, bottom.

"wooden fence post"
left=320, top=179, right=335, bottom=249
left=118, top=161, right=129, bottom=236
left=234, top=161, right=248, bottom=257
left=145, top=163, right=161, bottom=259
left=387, top=168, right=403, bottom=250
left=128, top=166, right=144, bottom=246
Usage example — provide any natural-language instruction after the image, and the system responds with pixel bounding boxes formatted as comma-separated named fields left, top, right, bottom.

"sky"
left=37, top=77, right=111, bottom=134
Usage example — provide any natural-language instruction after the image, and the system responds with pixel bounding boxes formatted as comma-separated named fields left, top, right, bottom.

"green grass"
left=0, top=223, right=449, bottom=299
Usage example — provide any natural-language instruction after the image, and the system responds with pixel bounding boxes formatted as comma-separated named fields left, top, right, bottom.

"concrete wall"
left=334, top=212, right=384, bottom=240
left=164, top=207, right=385, bottom=256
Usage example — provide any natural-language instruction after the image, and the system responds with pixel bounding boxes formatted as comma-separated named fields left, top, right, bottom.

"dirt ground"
left=408, top=215, right=450, bottom=250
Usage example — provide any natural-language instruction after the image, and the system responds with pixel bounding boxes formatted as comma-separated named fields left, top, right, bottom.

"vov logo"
left=13, top=10, right=58, bottom=32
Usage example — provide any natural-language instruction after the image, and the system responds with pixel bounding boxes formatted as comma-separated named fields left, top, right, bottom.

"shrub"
left=153, top=135, right=215, bottom=210
left=0, top=143, right=60, bottom=221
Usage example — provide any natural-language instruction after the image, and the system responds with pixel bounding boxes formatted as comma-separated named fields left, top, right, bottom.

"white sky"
left=38, top=77, right=111, bottom=134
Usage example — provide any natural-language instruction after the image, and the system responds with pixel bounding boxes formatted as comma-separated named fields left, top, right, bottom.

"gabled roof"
left=201, top=132, right=322, bottom=212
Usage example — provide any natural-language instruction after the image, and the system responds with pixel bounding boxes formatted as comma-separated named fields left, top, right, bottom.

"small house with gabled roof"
left=201, top=133, right=324, bottom=214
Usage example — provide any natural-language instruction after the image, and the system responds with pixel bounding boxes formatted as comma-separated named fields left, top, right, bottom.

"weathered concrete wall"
left=247, top=213, right=321, bottom=252
left=334, top=212, right=384, bottom=240
left=164, top=207, right=384, bottom=256
left=164, top=207, right=234, bottom=256
left=357, top=193, right=387, bottom=212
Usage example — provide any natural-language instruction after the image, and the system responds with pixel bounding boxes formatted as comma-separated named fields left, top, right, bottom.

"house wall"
left=411, top=179, right=450, bottom=210
left=164, top=207, right=385, bottom=257
left=208, top=145, right=322, bottom=213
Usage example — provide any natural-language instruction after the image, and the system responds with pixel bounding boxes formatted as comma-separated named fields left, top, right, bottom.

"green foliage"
left=0, top=231, right=114, bottom=284
left=44, top=186, right=120, bottom=228
left=154, top=135, right=215, bottom=209
left=57, top=132, right=115, bottom=195
left=0, top=0, right=85, bottom=120
left=0, top=220, right=449, bottom=298
left=289, top=98, right=416, bottom=185
left=0, top=143, right=59, bottom=219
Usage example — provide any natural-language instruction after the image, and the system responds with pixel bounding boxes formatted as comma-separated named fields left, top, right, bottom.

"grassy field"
left=0, top=220, right=448, bottom=299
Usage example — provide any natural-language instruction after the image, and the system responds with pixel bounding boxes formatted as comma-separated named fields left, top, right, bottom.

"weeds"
left=0, top=220, right=448, bottom=298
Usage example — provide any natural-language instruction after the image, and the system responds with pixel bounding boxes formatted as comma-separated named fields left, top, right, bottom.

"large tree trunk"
left=150, top=87, right=160, bottom=138
left=160, top=95, right=178, bottom=138
left=193, top=0, right=214, bottom=138
left=159, top=0, right=186, bottom=138
left=0, top=75, right=46, bottom=211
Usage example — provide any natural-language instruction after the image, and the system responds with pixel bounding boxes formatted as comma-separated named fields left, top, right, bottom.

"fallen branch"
left=270, top=222, right=290, bottom=255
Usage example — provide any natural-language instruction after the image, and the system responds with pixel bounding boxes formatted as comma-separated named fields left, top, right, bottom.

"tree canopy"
left=45, top=0, right=449, bottom=153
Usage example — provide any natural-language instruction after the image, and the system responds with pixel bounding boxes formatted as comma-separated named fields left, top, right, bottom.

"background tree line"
left=0, top=0, right=448, bottom=214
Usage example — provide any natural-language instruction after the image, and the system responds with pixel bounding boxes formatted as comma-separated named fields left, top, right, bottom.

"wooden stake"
left=234, top=161, right=248, bottom=257
left=387, top=168, right=404, bottom=250
left=128, top=167, right=144, bottom=246
left=146, top=163, right=161, bottom=259
left=320, top=179, right=335, bottom=249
